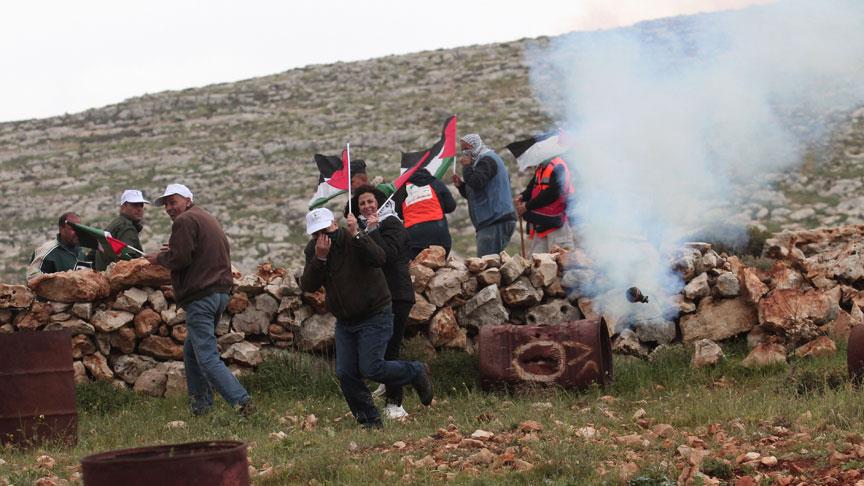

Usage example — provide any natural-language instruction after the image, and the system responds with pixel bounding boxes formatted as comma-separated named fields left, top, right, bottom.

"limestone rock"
left=612, top=329, right=649, bottom=358
left=166, top=307, right=186, bottom=325
left=499, top=255, right=529, bottom=286
left=500, top=277, right=543, bottom=307
left=544, top=280, right=567, bottom=298
left=217, top=331, right=245, bottom=348
left=113, top=287, right=149, bottom=314
left=741, top=342, right=787, bottom=368
left=739, top=267, right=769, bottom=304
left=111, top=354, right=158, bottom=384
left=92, top=309, right=135, bottom=333
left=268, top=323, right=293, bottom=342
left=231, top=307, right=270, bottom=335
left=525, top=299, right=581, bottom=326
left=107, top=259, right=171, bottom=292
left=110, top=327, right=137, bottom=354
left=255, top=293, right=279, bottom=317
left=277, top=295, right=302, bottom=314
left=691, top=339, right=724, bottom=368
left=0, top=284, right=34, bottom=309
left=71, top=334, right=96, bottom=358
left=162, top=361, right=187, bottom=397
left=632, top=318, right=677, bottom=345
left=28, top=270, right=110, bottom=303
left=715, top=272, right=740, bottom=298
left=477, top=268, right=501, bottom=287
left=794, top=336, right=837, bottom=359
left=13, top=302, right=52, bottom=330
left=221, top=341, right=263, bottom=367
left=480, top=254, right=501, bottom=268
left=44, top=318, right=95, bottom=335
left=429, top=307, right=459, bottom=347
left=147, top=289, right=168, bottom=313
left=408, top=294, right=436, bottom=324
left=414, top=245, right=447, bottom=270
left=465, top=257, right=487, bottom=273
left=139, top=335, right=184, bottom=360
left=670, top=295, right=696, bottom=314
left=134, top=367, right=167, bottom=397
left=442, top=327, right=468, bottom=351
left=83, top=352, right=114, bottom=381
left=302, top=289, right=328, bottom=314
left=233, top=273, right=266, bottom=295
left=671, top=248, right=702, bottom=281
left=768, top=262, right=805, bottom=290
left=264, top=277, right=284, bottom=299
left=297, top=313, right=336, bottom=351
left=73, top=361, right=89, bottom=384
left=683, top=273, right=710, bottom=300
left=171, top=324, right=187, bottom=343
left=410, top=263, right=436, bottom=293
left=95, top=332, right=111, bottom=355
left=72, top=302, right=93, bottom=320
left=426, top=268, right=469, bottom=307
left=679, top=296, right=758, bottom=343
left=226, top=292, right=250, bottom=314
left=134, top=308, right=161, bottom=337
left=757, top=288, right=839, bottom=342
left=577, top=298, right=600, bottom=320
left=458, top=284, right=509, bottom=330
left=529, top=253, right=558, bottom=288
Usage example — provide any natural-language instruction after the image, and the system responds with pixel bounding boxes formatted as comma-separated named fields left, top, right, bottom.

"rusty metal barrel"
left=849, top=324, right=864, bottom=383
left=478, top=318, right=613, bottom=390
left=0, top=329, right=77, bottom=446
left=81, top=440, right=250, bottom=486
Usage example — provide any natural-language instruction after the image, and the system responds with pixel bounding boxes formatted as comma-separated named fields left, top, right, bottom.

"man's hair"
left=58, top=212, right=79, bottom=228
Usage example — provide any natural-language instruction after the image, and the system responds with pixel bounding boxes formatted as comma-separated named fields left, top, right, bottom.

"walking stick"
left=518, top=215, right=526, bottom=259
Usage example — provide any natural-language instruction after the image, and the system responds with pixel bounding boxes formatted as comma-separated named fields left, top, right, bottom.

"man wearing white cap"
left=93, top=189, right=149, bottom=271
left=144, top=183, right=254, bottom=416
left=300, top=208, right=433, bottom=429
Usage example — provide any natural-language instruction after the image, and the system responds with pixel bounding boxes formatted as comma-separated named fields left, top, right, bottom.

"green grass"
left=1, top=337, right=862, bottom=484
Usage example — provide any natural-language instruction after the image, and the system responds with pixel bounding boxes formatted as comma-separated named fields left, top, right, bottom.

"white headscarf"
left=460, top=134, right=492, bottom=160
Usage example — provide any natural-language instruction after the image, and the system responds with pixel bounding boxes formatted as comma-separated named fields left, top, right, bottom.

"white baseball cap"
left=306, top=208, right=335, bottom=235
left=154, top=183, right=194, bottom=207
left=120, top=189, right=150, bottom=205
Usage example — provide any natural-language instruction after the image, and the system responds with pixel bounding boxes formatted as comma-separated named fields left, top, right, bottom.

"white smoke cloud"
left=525, top=0, right=864, bottom=320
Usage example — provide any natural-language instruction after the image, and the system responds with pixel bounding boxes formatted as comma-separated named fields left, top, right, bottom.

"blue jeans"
left=476, top=219, right=516, bottom=257
left=184, top=293, right=250, bottom=413
left=335, top=305, right=423, bottom=426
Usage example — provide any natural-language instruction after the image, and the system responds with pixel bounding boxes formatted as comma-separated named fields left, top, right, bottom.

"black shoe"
left=411, top=364, right=434, bottom=406
left=237, top=398, right=256, bottom=416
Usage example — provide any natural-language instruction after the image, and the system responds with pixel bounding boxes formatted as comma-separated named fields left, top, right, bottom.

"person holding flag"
left=26, top=212, right=92, bottom=282
left=301, top=207, right=433, bottom=428
left=93, top=189, right=148, bottom=270
left=452, top=134, right=517, bottom=257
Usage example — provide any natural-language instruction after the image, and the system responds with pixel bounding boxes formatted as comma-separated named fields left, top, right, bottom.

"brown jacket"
left=157, top=205, right=232, bottom=307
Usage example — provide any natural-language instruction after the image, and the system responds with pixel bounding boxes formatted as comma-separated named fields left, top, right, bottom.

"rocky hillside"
left=1, top=11, right=862, bottom=283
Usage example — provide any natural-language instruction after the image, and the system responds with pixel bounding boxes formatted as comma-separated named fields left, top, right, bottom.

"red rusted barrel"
left=478, top=318, right=613, bottom=390
left=849, top=325, right=864, bottom=383
left=0, top=329, right=77, bottom=446
left=81, top=440, right=250, bottom=486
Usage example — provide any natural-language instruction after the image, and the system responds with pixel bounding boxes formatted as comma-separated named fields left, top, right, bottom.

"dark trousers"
left=334, top=305, right=423, bottom=426
left=384, top=300, right=413, bottom=406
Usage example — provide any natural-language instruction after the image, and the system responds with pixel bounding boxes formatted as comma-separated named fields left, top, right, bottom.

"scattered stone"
left=715, top=272, right=740, bottom=297
left=742, top=342, right=787, bottom=368
left=134, top=367, right=168, bottom=397
left=758, top=288, right=840, bottom=342
left=612, top=329, right=649, bottom=358
left=92, top=309, right=135, bottom=333
left=82, top=352, right=114, bottom=381
left=0, top=284, right=34, bottom=309
left=111, top=354, right=159, bottom=384
left=691, top=339, right=725, bottom=368
left=739, top=267, right=769, bottom=304
left=794, top=336, right=837, bottom=359
left=73, top=360, right=89, bottom=384
left=408, top=294, right=436, bottom=324
left=221, top=341, right=263, bottom=367
left=680, top=296, right=758, bottom=343
left=428, top=307, right=459, bottom=347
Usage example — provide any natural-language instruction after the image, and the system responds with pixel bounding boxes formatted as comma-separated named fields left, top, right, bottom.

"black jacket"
left=300, top=228, right=391, bottom=322
left=368, top=216, right=415, bottom=304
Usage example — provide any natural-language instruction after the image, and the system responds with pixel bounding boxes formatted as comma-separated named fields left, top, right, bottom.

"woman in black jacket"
left=348, top=185, right=416, bottom=419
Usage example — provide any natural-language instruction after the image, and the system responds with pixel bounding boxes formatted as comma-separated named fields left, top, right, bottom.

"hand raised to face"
left=315, top=233, right=331, bottom=259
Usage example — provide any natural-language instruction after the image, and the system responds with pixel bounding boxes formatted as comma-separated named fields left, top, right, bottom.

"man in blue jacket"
left=452, top=134, right=517, bottom=257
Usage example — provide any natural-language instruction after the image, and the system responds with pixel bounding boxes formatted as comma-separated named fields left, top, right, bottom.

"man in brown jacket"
left=145, top=183, right=253, bottom=416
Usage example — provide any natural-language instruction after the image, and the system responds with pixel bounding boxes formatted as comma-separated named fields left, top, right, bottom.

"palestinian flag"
left=393, top=150, right=431, bottom=191
left=71, top=222, right=141, bottom=259
left=308, top=149, right=350, bottom=209
left=400, top=116, right=457, bottom=179
left=506, top=130, right=569, bottom=172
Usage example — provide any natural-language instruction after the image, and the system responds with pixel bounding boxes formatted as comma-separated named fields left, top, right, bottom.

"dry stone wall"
left=3, top=226, right=863, bottom=397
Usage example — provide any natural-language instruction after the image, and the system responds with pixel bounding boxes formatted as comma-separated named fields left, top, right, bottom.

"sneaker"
left=383, top=404, right=408, bottom=419
left=411, top=364, right=434, bottom=406
left=371, top=383, right=387, bottom=398
left=237, top=398, right=256, bottom=416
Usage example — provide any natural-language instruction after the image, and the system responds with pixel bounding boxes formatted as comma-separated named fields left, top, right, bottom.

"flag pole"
left=125, top=245, right=145, bottom=256
left=346, top=142, right=352, bottom=216
left=518, top=215, right=526, bottom=259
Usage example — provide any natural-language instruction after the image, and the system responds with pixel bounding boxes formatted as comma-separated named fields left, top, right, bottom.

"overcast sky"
left=0, top=0, right=772, bottom=122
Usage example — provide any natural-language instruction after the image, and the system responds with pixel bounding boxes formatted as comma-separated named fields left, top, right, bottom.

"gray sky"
left=1, top=0, right=771, bottom=122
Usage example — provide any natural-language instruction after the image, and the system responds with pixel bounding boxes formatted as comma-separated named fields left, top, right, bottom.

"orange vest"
left=402, top=183, right=444, bottom=228
left=529, top=157, right=573, bottom=238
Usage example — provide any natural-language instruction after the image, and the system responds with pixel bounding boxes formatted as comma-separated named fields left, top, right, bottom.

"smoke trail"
left=524, top=0, right=864, bottom=324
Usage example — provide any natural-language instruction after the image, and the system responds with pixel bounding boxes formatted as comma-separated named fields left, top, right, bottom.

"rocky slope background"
left=1, top=8, right=863, bottom=283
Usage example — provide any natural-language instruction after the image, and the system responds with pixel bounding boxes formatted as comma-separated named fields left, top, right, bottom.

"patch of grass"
left=76, top=381, right=143, bottom=415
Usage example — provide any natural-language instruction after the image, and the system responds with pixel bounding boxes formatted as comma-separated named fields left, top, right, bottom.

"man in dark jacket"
left=301, top=207, right=433, bottom=428
left=452, top=134, right=517, bottom=257
left=144, top=183, right=253, bottom=416
left=27, top=212, right=91, bottom=282
left=94, top=189, right=148, bottom=271
left=393, top=169, right=457, bottom=258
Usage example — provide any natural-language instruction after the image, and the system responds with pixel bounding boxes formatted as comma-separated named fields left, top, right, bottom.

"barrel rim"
left=80, top=440, right=247, bottom=466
